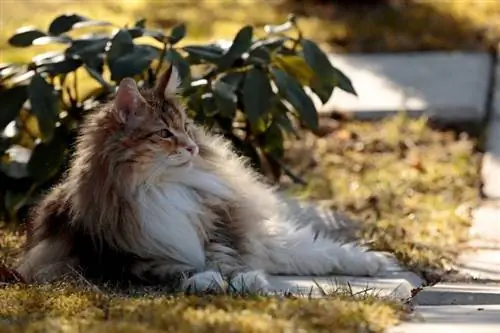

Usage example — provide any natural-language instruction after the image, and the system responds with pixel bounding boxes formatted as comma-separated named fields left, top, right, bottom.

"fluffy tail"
left=245, top=222, right=385, bottom=276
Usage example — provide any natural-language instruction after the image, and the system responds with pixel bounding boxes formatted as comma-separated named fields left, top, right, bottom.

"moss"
left=284, top=113, right=481, bottom=274
left=0, top=282, right=403, bottom=333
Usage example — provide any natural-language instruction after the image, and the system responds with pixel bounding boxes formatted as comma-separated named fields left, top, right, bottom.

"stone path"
left=272, top=51, right=500, bottom=332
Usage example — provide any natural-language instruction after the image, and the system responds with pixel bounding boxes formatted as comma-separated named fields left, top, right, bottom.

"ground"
left=0, top=114, right=481, bottom=333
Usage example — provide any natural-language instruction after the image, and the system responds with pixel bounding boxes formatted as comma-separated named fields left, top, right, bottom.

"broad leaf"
left=301, top=39, right=357, bottom=96
left=332, top=66, right=357, bottom=96
left=0, top=85, right=28, bottom=131
left=32, top=36, right=72, bottom=46
left=242, top=67, right=273, bottom=124
left=250, top=37, right=287, bottom=53
left=169, top=23, right=187, bottom=44
left=220, top=71, right=245, bottom=89
left=273, top=54, right=314, bottom=86
left=48, top=14, right=88, bottom=35
left=84, top=65, right=113, bottom=91
left=108, top=45, right=159, bottom=81
left=8, top=27, right=46, bottom=47
left=212, top=79, right=237, bottom=118
left=134, top=18, right=147, bottom=28
left=165, top=49, right=191, bottom=86
left=27, top=129, right=67, bottom=181
left=218, top=25, right=253, bottom=70
left=28, top=74, right=59, bottom=141
left=201, top=93, right=218, bottom=116
left=35, top=54, right=82, bottom=76
left=66, top=36, right=109, bottom=58
left=183, top=45, right=224, bottom=64
left=271, top=67, right=318, bottom=130
left=107, top=29, right=134, bottom=64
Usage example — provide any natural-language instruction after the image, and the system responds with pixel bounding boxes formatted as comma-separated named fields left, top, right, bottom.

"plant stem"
left=155, top=42, right=169, bottom=78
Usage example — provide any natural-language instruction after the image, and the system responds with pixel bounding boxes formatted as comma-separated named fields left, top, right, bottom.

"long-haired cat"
left=15, top=65, right=388, bottom=293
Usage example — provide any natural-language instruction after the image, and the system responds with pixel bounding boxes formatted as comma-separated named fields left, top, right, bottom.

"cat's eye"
left=157, top=129, right=173, bottom=139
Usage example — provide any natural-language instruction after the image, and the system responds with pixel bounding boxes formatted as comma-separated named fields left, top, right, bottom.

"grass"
left=0, top=113, right=480, bottom=332
left=0, top=282, right=403, bottom=333
left=283, top=113, right=482, bottom=276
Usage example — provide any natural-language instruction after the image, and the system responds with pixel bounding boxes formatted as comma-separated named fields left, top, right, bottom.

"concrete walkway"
left=284, top=51, right=500, bottom=332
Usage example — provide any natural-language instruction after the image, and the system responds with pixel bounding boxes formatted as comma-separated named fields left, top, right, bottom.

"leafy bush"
left=0, top=14, right=356, bottom=223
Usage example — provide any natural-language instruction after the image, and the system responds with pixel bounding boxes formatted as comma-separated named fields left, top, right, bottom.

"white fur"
left=164, top=65, right=181, bottom=98
left=181, top=270, right=227, bottom=293
left=230, top=270, right=269, bottom=293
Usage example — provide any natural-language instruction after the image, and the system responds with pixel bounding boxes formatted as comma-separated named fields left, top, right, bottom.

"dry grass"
left=284, top=113, right=481, bottom=274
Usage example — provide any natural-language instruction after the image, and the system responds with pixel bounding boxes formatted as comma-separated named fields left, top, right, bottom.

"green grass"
left=284, top=113, right=481, bottom=276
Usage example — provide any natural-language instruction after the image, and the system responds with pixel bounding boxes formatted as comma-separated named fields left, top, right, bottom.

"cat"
left=15, top=65, right=388, bottom=293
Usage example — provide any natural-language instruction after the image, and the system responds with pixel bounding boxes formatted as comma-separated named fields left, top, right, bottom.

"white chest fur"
left=136, top=167, right=233, bottom=269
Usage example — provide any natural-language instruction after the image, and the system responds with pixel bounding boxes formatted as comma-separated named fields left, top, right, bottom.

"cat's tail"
left=244, top=221, right=387, bottom=276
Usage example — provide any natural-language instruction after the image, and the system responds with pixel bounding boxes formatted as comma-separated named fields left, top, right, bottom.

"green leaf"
left=84, top=65, right=113, bottom=91
left=183, top=45, right=224, bottom=64
left=108, top=45, right=159, bottom=82
left=66, top=36, right=109, bottom=58
left=28, top=74, right=59, bottom=141
left=0, top=85, right=28, bottom=131
left=218, top=25, right=253, bottom=70
left=242, top=67, right=273, bottom=125
left=37, top=56, right=82, bottom=76
left=271, top=67, right=318, bottom=130
left=165, top=49, right=191, bottom=87
left=220, top=71, right=245, bottom=89
left=250, top=37, right=287, bottom=53
left=27, top=129, right=67, bottom=181
left=48, top=14, right=111, bottom=35
left=169, top=23, right=186, bottom=44
left=48, top=14, right=87, bottom=35
left=201, top=93, right=218, bottom=116
left=107, top=29, right=134, bottom=64
left=8, top=27, right=47, bottom=47
left=301, top=39, right=357, bottom=96
left=332, top=66, right=357, bottom=96
left=212, top=80, right=237, bottom=118
left=134, top=18, right=147, bottom=28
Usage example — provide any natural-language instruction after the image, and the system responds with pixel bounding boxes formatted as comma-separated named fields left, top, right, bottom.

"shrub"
left=0, top=14, right=356, bottom=224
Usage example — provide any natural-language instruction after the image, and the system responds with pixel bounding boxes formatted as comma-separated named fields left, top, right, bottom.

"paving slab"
left=412, top=282, right=500, bottom=306
left=314, top=52, right=492, bottom=124
left=481, top=59, right=500, bottom=198
left=388, top=305, right=500, bottom=333
left=457, top=205, right=500, bottom=280
left=268, top=266, right=424, bottom=300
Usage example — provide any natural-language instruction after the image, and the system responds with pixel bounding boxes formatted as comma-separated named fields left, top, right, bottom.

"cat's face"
left=108, top=66, right=199, bottom=174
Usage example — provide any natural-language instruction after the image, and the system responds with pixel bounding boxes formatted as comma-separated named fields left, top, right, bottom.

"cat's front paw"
left=229, top=270, right=269, bottom=294
left=181, top=270, right=227, bottom=293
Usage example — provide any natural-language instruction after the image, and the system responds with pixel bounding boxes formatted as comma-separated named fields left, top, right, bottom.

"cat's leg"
left=131, top=260, right=228, bottom=292
left=203, top=243, right=269, bottom=294
left=16, top=238, right=75, bottom=283
left=244, top=223, right=386, bottom=277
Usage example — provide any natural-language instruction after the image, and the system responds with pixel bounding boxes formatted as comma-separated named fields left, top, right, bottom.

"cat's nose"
left=185, top=144, right=198, bottom=156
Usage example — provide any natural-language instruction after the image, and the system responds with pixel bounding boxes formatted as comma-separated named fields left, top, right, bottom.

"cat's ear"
left=114, top=78, right=146, bottom=126
left=155, top=64, right=181, bottom=99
